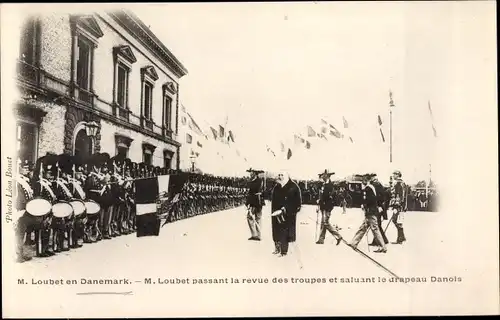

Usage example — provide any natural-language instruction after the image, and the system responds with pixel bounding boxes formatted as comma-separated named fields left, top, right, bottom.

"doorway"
left=74, top=129, right=93, bottom=162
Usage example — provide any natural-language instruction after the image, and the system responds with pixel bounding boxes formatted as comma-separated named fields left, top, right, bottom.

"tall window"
left=143, top=82, right=153, bottom=119
left=76, top=37, right=92, bottom=91
left=19, top=18, right=39, bottom=65
left=116, top=65, right=128, bottom=108
left=163, top=95, right=172, bottom=130
left=113, top=45, right=136, bottom=117
left=16, top=122, right=38, bottom=164
left=142, top=143, right=156, bottom=166
left=163, top=150, right=173, bottom=169
left=117, top=146, right=128, bottom=158
left=141, top=66, right=159, bottom=130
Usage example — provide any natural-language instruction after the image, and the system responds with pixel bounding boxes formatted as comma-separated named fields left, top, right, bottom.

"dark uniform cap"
left=100, top=153, right=111, bottom=168
left=43, top=154, right=59, bottom=174
left=246, top=168, right=264, bottom=174
left=57, top=153, right=74, bottom=174
left=392, top=170, right=402, bottom=178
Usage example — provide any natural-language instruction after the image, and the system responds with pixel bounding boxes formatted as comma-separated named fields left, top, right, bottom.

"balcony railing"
left=112, top=103, right=130, bottom=122
left=74, top=86, right=95, bottom=105
left=162, top=126, right=173, bottom=138
left=141, top=117, right=154, bottom=131
left=17, top=59, right=40, bottom=85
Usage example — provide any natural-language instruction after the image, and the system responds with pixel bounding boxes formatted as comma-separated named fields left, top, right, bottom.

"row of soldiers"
left=14, top=152, right=250, bottom=263
left=167, top=176, right=248, bottom=221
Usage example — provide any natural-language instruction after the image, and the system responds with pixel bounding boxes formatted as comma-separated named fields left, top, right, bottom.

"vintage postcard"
left=1, top=2, right=498, bottom=317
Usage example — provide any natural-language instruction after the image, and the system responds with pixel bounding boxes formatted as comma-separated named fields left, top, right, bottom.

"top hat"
left=318, top=169, right=335, bottom=178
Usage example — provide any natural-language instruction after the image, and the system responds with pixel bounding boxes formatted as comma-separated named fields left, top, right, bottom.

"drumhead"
left=52, top=202, right=73, bottom=218
left=70, top=200, right=86, bottom=216
left=26, top=198, right=52, bottom=217
left=85, top=200, right=100, bottom=215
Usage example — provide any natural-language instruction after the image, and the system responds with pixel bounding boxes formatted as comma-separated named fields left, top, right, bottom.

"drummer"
left=33, top=154, right=58, bottom=257
left=52, top=154, right=74, bottom=252
left=68, top=156, right=86, bottom=248
left=14, top=159, right=36, bottom=262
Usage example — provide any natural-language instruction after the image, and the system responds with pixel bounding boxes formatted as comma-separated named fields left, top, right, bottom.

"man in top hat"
left=349, top=174, right=387, bottom=253
left=246, top=168, right=265, bottom=241
left=271, top=170, right=302, bottom=257
left=316, top=170, right=342, bottom=245
left=388, top=170, right=407, bottom=244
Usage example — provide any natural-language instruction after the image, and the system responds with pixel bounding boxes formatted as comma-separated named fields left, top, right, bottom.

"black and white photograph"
left=1, top=2, right=498, bottom=317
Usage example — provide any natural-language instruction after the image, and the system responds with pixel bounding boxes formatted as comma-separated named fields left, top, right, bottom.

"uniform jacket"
left=390, top=179, right=406, bottom=209
left=16, top=175, right=34, bottom=211
left=246, top=177, right=264, bottom=208
left=318, top=180, right=336, bottom=212
left=271, top=179, right=302, bottom=242
left=362, top=183, right=378, bottom=215
left=33, top=179, right=57, bottom=203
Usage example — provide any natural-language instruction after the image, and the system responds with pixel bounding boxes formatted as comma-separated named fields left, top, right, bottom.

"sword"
left=341, top=238, right=400, bottom=279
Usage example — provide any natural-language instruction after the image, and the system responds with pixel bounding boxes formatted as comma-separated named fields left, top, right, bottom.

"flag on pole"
left=287, top=148, right=293, bottom=160
left=280, top=141, right=285, bottom=152
left=210, top=127, right=218, bottom=140
left=219, top=125, right=225, bottom=138
left=135, top=175, right=186, bottom=237
left=428, top=101, right=438, bottom=138
left=307, top=126, right=317, bottom=137
left=305, top=141, right=311, bottom=149
left=227, top=130, right=235, bottom=143
left=377, top=115, right=386, bottom=142
left=343, top=116, right=349, bottom=129
left=329, top=124, right=343, bottom=138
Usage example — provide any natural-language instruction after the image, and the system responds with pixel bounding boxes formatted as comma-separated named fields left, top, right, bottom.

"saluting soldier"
left=368, top=174, right=390, bottom=247
left=315, top=170, right=342, bottom=246
left=388, top=170, right=407, bottom=244
left=349, top=174, right=387, bottom=253
left=245, top=168, right=265, bottom=241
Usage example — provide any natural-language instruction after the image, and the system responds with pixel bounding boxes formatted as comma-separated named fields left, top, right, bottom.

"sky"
left=130, top=1, right=486, bottom=182
left=4, top=2, right=496, bottom=183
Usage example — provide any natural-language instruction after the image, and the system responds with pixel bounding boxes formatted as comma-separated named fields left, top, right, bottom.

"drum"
left=26, top=197, right=52, bottom=217
left=70, top=199, right=86, bottom=218
left=52, top=201, right=74, bottom=219
left=84, top=199, right=101, bottom=216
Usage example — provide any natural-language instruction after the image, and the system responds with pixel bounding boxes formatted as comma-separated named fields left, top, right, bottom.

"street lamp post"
left=190, top=154, right=196, bottom=172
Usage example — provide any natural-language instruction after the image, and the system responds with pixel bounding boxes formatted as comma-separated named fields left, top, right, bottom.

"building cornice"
left=106, top=10, right=188, bottom=79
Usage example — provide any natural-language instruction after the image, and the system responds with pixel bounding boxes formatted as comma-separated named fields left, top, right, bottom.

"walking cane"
left=315, top=207, right=320, bottom=242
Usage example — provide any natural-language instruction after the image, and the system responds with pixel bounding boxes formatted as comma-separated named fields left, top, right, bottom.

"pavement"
left=5, top=205, right=496, bottom=317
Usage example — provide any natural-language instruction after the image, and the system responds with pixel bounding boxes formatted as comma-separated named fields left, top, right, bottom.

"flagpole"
left=389, top=91, right=395, bottom=164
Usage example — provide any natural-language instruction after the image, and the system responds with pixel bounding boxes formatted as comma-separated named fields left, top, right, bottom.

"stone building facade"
left=15, top=10, right=188, bottom=169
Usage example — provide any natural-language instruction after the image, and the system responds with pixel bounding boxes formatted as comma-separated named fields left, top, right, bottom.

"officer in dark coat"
left=246, top=168, right=265, bottom=241
left=271, top=170, right=302, bottom=257
left=369, top=174, right=389, bottom=246
left=315, top=170, right=342, bottom=245
left=350, top=174, right=387, bottom=253
left=388, top=170, right=407, bottom=244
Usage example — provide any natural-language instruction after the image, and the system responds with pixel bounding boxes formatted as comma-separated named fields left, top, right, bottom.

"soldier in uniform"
left=349, top=174, right=387, bottom=253
left=368, top=174, right=390, bottom=247
left=53, top=154, right=77, bottom=252
left=245, top=168, right=265, bottom=241
left=84, top=153, right=106, bottom=242
left=67, top=156, right=86, bottom=248
left=14, top=160, right=37, bottom=262
left=315, top=170, right=342, bottom=245
left=271, top=170, right=302, bottom=257
left=388, top=170, right=407, bottom=244
left=32, top=154, right=58, bottom=257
